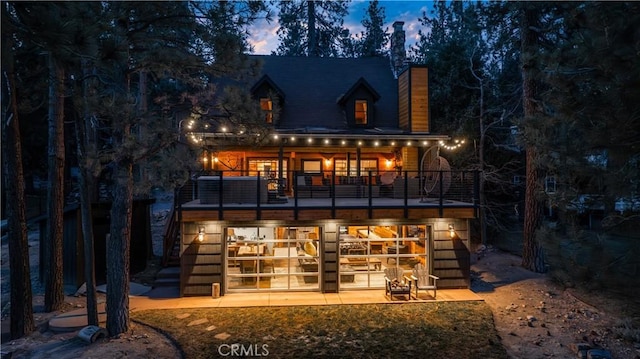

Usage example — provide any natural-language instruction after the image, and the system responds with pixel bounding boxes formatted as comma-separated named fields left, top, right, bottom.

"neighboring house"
left=168, top=22, right=479, bottom=296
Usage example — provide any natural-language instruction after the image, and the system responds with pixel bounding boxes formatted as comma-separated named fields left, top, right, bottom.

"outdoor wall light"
left=197, top=227, right=205, bottom=242
left=386, top=159, right=393, bottom=168
left=448, top=224, right=455, bottom=238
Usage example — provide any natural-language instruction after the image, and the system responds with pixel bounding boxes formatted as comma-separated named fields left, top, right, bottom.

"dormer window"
left=260, top=98, right=273, bottom=124
left=355, top=100, right=368, bottom=125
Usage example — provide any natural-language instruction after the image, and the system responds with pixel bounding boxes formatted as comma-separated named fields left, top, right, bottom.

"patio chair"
left=411, top=263, right=439, bottom=299
left=384, top=267, right=412, bottom=300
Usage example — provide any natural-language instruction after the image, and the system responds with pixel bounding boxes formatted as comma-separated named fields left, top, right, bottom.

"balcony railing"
left=176, top=170, right=479, bottom=216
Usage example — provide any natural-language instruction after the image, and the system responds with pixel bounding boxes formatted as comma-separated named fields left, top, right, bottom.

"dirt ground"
left=472, top=247, right=640, bottom=359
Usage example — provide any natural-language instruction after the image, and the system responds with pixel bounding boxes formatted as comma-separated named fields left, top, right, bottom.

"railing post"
left=331, top=170, right=336, bottom=218
left=294, top=170, right=299, bottom=220
left=219, top=171, right=224, bottom=220
left=439, top=170, right=444, bottom=217
left=256, top=171, right=261, bottom=220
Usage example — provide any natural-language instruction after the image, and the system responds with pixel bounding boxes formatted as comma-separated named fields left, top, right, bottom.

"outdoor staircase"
left=153, top=266, right=180, bottom=288
left=161, top=206, right=180, bottom=267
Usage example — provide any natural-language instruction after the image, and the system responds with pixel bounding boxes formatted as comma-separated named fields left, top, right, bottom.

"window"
left=334, top=159, right=378, bottom=177
left=302, top=160, right=322, bottom=174
left=355, top=100, right=367, bottom=125
left=260, top=98, right=273, bottom=124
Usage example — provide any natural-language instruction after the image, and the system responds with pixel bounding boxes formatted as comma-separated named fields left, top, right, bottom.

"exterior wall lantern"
left=197, top=226, right=206, bottom=242
left=448, top=224, right=455, bottom=238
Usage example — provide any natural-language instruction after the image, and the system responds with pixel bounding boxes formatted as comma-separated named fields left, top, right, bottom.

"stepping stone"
left=214, top=332, right=231, bottom=340
left=187, top=319, right=208, bottom=327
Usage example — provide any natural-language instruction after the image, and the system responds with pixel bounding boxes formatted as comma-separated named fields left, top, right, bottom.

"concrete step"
left=156, top=266, right=180, bottom=279
left=153, top=278, right=179, bottom=287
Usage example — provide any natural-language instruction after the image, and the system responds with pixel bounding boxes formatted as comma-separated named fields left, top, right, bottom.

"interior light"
left=422, top=141, right=428, bottom=146
left=341, top=140, right=346, bottom=145
left=358, top=141, right=363, bottom=146
left=374, top=141, right=379, bottom=147
left=325, top=159, right=331, bottom=167
left=273, top=134, right=279, bottom=139
left=324, top=139, right=330, bottom=144
left=406, top=141, right=412, bottom=146
left=386, top=159, right=393, bottom=168
left=390, top=141, right=396, bottom=146
left=290, top=136, right=296, bottom=142
left=307, top=138, right=313, bottom=144
left=221, top=126, right=227, bottom=133
left=213, top=157, right=219, bottom=163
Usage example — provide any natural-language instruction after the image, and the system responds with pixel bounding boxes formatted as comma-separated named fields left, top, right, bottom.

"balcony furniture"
left=296, top=175, right=331, bottom=198
left=392, top=177, right=421, bottom=198
left=384, top=267, right=412, bottom=300
left=198, top=176, right=268, bottom=204
left=411, top=263, right=439, bottom=299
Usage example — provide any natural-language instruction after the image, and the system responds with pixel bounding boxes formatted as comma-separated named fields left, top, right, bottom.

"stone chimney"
left=390, top=21, right=406, bottom=78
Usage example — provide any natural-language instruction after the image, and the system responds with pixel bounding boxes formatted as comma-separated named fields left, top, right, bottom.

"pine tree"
left=274, top=0, right=349, bottom=57
left=358, top=0, right=388, bottom=57
left=1, top=4, right=36, bottom=338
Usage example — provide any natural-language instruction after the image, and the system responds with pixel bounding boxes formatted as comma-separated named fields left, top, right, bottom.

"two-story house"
left=168, top=22, right=478, bottom=297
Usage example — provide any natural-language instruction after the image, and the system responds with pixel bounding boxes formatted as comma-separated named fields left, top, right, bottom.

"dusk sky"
left=248, top=1, right=435, bottom=54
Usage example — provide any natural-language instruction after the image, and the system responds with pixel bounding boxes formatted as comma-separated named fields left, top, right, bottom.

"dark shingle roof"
left=249, top=55, right=398, bottom=134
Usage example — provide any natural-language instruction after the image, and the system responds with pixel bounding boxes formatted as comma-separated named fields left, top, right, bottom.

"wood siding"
left=410, top=67, right=429, bottom=133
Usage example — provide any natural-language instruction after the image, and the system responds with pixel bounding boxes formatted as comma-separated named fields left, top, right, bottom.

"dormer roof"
left=250, top=74, right=286, bottom=100
left=337, top=77, right=381, bottom=105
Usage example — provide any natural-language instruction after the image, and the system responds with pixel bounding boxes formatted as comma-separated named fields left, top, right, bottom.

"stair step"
left=156, top=267, right=180, bottom=279
left=153, top=278, right=179, bottom=287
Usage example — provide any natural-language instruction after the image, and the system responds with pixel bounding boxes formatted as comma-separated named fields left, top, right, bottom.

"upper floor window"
left=355, top=100, right=368, bottom=125
left=260, top=98, right=273, bottom=124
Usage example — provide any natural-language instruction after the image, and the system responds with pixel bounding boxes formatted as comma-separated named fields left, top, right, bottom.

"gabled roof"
left=337, top=77, right=381, bottom=105
left=250, top=74, right=286, bottom=100
left=249, top=55, right=398, bottom=134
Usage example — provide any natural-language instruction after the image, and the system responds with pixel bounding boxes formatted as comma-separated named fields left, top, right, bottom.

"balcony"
left=177, top=170, right=480, bottom=221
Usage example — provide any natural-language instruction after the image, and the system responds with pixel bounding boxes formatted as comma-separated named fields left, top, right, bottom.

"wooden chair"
left=384, top=267, right=412, bottom=300
left=411, top=263, right=439, bottom=299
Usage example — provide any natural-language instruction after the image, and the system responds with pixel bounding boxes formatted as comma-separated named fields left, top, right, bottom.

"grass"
left=132, top=301, right=508, bottom=359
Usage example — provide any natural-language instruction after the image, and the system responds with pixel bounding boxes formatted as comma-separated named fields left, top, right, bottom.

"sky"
left=248, top=1, right=435, bottom=55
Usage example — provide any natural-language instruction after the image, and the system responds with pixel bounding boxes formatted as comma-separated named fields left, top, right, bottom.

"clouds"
left=247, top=1, right=433, bottom=55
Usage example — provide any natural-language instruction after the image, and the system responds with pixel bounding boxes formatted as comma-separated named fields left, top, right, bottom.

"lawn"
left=132, top=301, right=508, bottom=359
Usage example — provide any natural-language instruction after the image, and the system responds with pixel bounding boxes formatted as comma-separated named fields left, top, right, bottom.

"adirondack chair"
left=411, top=263, right=439, bottom=299
left=384, top=267, right=412, bottom=300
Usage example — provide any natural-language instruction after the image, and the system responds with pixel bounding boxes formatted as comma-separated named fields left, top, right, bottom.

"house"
left=167, top=22, right=479, bottom=297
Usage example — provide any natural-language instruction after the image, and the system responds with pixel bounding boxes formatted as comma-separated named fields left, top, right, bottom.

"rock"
left=187, top=318, right=208, bottom=327
left=206, top=325, right=216, bottom=331
left=176, top=313, right=191, bottom=319
left=586, top=348, right=612, bottom=359
left=527, top=315, right=537, bottom=322
left=215, top=332, right=231, bottom=340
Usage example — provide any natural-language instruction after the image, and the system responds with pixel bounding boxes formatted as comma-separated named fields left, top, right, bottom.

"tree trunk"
left=307, top=0, right=317, bottom=56
left=77, top=59, right=99, bottom=325
left=2, top=56, right=36, bottom=339
left=520, top=4, right=547, bottom=273
left=44, top=53, right=65, bottom=312
left=106, top=158, right=133, bottom=336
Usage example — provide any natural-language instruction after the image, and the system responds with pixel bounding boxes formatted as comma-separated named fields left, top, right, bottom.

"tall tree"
left=519, top=3, right=546, bottom=273
left=86, top=1, right=269, bottom=336
left=358, top=0, right=388, bottom=57
left=44, top=51, right=65, bottom=312
left=274, top=0, right=349, bottom=57
left=1, top=3, right=36, bottom=338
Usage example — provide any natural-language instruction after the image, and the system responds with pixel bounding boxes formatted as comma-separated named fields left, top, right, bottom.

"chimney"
left=390, top=21, right=406, bottom=78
